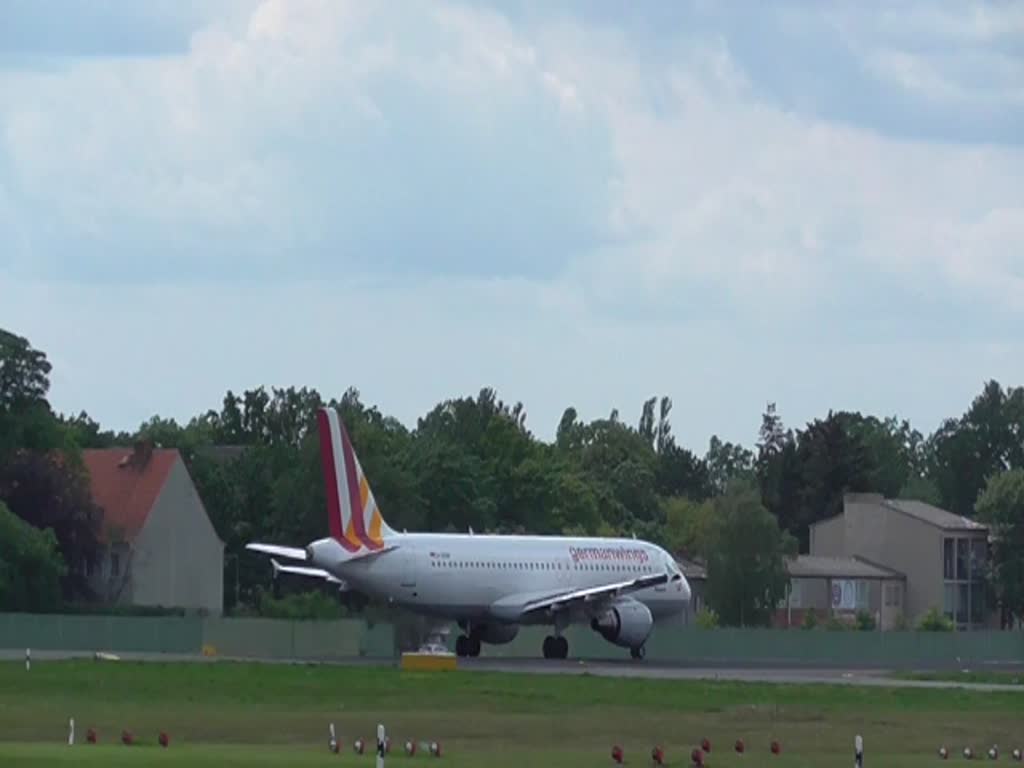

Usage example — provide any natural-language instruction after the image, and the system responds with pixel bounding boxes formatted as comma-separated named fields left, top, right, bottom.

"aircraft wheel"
left=630, top=644, right=646, bottom=660
left=455, top=635, right=468, bottom=657
left=468, top=635, right=482, bottom=657
left=556, top=636, right=569, bottom=659
left=542, top=635, right=554, bottom=659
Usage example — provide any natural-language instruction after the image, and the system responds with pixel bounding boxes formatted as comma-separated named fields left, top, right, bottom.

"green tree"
left=975, top=469, right=1024, bottom=625
left=705, top=435, right=755, bottom=496
left=661, top=496, right=714, bottom=559
left=704, top=482, right=796, bottom=626
left=792, top=411, right=875, bottom=549
left=0, top=501, right=66, bottom=612
left=0, top=451, right=103, bottom=600
left=929, top=381, right=1024, bottom=516
left=756, top=403, right=801, bottom=538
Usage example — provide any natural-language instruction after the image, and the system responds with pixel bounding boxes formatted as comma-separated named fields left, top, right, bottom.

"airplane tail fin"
left=316, top=407, right=396, bottom=552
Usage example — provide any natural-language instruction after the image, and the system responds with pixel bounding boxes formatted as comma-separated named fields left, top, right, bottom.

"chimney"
left=131, top=439, right=154, bottom=468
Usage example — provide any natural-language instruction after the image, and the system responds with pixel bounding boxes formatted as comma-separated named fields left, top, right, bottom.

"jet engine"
left=305, top=538, right=347, bottom=571
left=590, top=597, right=653, bottom=649
left=468, top=623, right=520, bottom=645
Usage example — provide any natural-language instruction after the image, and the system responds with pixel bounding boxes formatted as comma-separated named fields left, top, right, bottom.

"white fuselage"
left=321, top=532, right=691, bottom=628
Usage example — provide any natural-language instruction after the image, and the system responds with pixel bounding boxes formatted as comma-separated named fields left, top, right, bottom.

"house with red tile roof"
left=82, top=441, right=224, bottom=615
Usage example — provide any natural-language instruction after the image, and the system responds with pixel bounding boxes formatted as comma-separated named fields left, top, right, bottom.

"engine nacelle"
left=305, top=537, right=347, bottom=572
left=590, top=598, right=653, bottom=649
left=473, top=623, right=519, bottom=645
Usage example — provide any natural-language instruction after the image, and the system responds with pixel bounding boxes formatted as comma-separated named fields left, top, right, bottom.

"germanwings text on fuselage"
left=569, top=546, right=649, bottom=564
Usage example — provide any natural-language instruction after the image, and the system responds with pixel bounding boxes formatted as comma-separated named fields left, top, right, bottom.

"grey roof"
left=786, top=555, right=903, bottom=580
left=883, top=499, right=987, bottom=532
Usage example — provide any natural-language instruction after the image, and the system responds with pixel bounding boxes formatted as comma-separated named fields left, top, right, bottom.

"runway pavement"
left=454, top=658, right=1024, bottom=691
left=3, top=649, right=1022, bottom=691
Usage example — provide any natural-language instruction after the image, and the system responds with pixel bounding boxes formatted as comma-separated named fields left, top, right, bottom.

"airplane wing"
left=519, top=571, right=669, bottom=616
left=270, top=559, right=348, bottom=589
left=246, top=543, right=308, bottom=561
left=489, top=571, right=670, bottom=622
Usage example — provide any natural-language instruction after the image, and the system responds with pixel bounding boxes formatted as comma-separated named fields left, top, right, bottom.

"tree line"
left=1, top=327, right=1022, bottom=627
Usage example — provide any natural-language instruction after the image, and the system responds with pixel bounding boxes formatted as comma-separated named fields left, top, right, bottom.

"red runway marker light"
left=612, top=744, right=624, bottom=764
left=651, top=745, right=665, bottom=765
left=158, top=731, right=169, bottom=748
left=121, top=730, right=134, bottom=746
left=86, top=728, right=97, bottom=744
left=735, top=739, right=745, bottom=754
left=702, top=738, right=712, bottom=753
left=771, top=740, right=781, bottom=755
left=691, top=747, right=705, bottom=766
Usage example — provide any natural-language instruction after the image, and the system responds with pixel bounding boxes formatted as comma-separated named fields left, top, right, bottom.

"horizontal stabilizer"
left=246, top=543, right=307, bottom=561
left=271, top=559, right=348, bottom=589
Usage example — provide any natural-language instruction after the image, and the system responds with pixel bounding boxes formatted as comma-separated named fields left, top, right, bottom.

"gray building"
left=674, top=556, right=708, bottom=625
left=776, top=555, right=906, bottom=630
left=809, top=493, right=993, bottom=630
left=83, top=442, right=224, bottom=616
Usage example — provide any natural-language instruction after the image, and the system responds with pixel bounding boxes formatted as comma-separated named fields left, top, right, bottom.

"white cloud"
left=829, top=2, right=1024, bottom=106
left=1, top=0, right=1022, bottom=447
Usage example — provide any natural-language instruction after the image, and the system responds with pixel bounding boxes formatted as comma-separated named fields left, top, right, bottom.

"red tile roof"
left=82, top=445, right=179, bottom=543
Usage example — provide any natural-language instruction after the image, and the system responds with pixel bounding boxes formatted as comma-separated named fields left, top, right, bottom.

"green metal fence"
left=0, top=613, right=202, bottom=654
left=1, top=613, right=1020, bottom=666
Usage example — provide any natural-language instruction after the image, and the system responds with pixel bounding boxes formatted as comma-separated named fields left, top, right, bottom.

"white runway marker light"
left=377, top=723, right=386, bottom=768
left=25, top=648, right=30, bottom=672
left=328, top=722, right=338, bottom=754
left=855, top=735, right=864, bottom=768
left=68, top=718, right=75, bottom=746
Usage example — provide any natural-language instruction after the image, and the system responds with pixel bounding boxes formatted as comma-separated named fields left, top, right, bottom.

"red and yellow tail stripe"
left=317, top=408, right=388, bottom=551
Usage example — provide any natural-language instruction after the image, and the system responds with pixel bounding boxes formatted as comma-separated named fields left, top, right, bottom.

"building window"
left=956, top=539, right=968, bottom=581
left=943, top=535, right=988, bottom=628
left=970, top=582, right=986, bottom=624
left=970, top=540, right=987, bottom=581
left=855, top=581, right=870, bottom=610
left=944, top=583, right=955, bottom=616
left=943, top=538, right=955, bottom=580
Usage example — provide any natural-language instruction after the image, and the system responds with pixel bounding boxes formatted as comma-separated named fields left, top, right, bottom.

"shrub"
left=695, top=607, right=719, bottom=629
left=917, top=606, right=954, bottom=632
left=855, top=611, right=876, bottom=631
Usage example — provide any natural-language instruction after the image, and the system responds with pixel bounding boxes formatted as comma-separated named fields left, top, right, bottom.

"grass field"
left=1, top=659, right=1022, bottom=767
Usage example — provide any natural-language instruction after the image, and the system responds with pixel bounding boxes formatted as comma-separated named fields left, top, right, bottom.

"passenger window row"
left=429, top=559, right=652, bottom=573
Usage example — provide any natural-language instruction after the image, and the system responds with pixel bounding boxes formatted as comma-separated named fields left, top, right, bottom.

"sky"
left=1, top=0, right=1023, bottom=452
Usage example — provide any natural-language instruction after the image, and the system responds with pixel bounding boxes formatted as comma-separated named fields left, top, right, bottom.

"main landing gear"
left=455, top=634, right=481, bottom=657
left=542, top=635, right=569, bottom=659
left=630, top=644, right=646, bottom=660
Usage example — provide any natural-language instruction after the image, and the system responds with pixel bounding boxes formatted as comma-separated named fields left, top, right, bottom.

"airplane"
left=247, top=407, right=691, bottom=660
